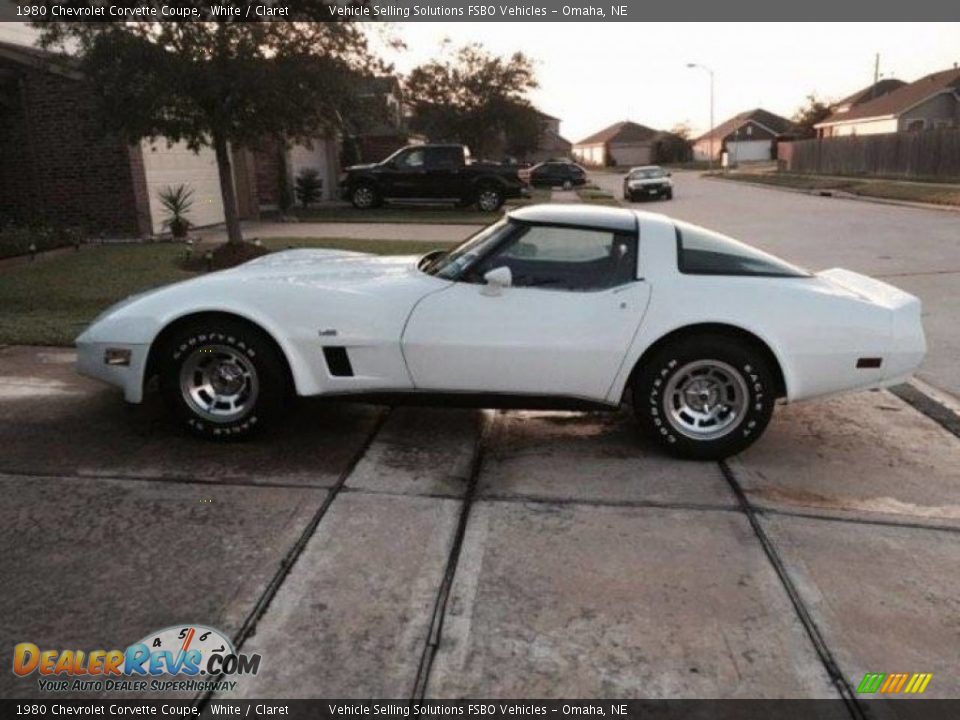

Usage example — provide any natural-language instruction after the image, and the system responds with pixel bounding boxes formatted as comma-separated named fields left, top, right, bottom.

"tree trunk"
left=213, top=133, right=243, bottom=244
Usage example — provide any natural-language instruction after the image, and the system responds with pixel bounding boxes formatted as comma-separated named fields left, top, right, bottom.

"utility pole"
left=687, top=63, right=715, bottom=170
left=873, top=53, right=880, bottom=97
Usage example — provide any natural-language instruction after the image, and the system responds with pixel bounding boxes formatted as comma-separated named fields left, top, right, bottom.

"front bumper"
left=75, top=340, right=150, bottom=403
left=628, top=182, right=670, bottom=195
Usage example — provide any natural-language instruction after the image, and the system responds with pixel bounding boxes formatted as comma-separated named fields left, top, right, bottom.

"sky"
left=378, top=22, right=960, bottom=141
left=3, top=21, right=958, bottom=142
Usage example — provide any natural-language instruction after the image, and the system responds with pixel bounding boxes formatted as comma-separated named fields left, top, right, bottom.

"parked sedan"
left=76, top=205, right=924, bottom=460
left=623, top=165, right=673, bottom=201
left=528, top=161, right=587, bottom=189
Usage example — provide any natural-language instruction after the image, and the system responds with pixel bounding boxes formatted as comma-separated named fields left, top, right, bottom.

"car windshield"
left=420, top=218, right=514, bottom=280
left=629, top=167, right=666, bottom=179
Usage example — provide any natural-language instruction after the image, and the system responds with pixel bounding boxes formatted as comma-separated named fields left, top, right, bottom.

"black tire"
left=665, top=189, right=674, bottom=200
left=350, top=183, right=381, bottom=209
left=632, top=334, right=776, bottom=460
left=159, top=319, right=288, bottom=439
left=475, top=185, right=504, bottom=212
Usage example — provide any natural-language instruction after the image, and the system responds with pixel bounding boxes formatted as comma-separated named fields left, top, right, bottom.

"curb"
left=891, top=381, right=960, bottom=440
left=705, top=175, right=960, bottom=214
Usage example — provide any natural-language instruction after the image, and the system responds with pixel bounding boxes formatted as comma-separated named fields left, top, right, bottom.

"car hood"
left=224, top=248, right=422, bottom=286
left=344, top=163, right=379, bottom=172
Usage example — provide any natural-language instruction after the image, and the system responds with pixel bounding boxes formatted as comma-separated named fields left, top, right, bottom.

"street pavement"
left=592, top=170, right=960, bottom=399
left=2, top=178, right=959, bottom=705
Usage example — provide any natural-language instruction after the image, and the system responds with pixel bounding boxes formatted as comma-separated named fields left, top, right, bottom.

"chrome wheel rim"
left=179, top=344, right=259, bottom=423
left=663, top=359, right=748, bottom=440
left=562, top=180, right=572, bottom=190
left=477, top=189, right=500, bottom=211
left=353, top=186, right=375, bottom=208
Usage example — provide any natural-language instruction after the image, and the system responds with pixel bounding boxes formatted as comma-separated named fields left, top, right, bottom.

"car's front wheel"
left=632, top=334, right=776, bottom=460
left=159, top=320, right=288, bottom=439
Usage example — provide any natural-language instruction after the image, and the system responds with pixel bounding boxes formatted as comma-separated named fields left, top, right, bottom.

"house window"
left=906, top=119, right=926, bottom=132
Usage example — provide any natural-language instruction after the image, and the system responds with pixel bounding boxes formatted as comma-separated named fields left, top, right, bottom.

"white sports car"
left=76, top=205, right=925, bottom=459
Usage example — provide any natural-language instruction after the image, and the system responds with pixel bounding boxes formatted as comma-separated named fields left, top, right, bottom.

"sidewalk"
left=192, top=220, right=480, bottom=247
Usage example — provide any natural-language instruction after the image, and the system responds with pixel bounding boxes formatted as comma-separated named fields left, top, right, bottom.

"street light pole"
left=687, top=63, right=715, bottom=170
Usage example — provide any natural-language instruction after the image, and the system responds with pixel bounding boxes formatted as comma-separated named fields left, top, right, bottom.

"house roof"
left=694, top=108, right=796, bottom=143
left=817, top=67, right=960, bottom=126
left=0, top=39, right=81, bottom=79
left=575, top=121, right=661, bottom=147
left=832, top=79, right=906, bottom=111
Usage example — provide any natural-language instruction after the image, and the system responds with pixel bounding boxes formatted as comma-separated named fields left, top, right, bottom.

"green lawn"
left=575, top=184, right=621, bottom=206
left=711, top=172, right=960, bottom=207
left=0, top=237, right=455, bottom=347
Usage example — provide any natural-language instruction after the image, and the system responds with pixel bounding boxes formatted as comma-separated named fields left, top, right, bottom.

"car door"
left=422, top=146, right=464, bottom=199
left=402, top=223, right=651, bottom=401
left=382, top=147, right=428, bottom=198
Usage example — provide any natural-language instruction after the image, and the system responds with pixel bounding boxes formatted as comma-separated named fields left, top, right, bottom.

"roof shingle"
left=575, top=121, right=660, bottom=147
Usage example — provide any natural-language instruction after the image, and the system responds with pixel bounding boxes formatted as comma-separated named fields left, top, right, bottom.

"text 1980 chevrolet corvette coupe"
left=76, top=205, right=925, bottom=459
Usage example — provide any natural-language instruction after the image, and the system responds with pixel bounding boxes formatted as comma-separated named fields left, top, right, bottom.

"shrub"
left=295, top=168, right=323, bottom=208
left=158, top=184, right=195, bottom=239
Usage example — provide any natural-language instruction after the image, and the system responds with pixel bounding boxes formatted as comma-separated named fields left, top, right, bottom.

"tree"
left=655, top=123, right=694, bottom=164
left=793, top=94, right=833, bottom=138
left=34, top=8, right=380, bottom=244
left=405, top=43, right=541, bottom=159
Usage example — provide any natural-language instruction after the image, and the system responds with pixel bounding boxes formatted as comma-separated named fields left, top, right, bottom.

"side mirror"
left=666, top=171, right=672, bottom=177
left=481, top=266, right=512, bottom=295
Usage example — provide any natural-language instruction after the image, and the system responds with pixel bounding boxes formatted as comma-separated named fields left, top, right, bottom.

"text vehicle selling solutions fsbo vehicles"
left=76, top=205, right=925, bottom=459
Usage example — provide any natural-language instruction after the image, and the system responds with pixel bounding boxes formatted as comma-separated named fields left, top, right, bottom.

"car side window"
left=675, top=221, right=810, bottom=277
left=398, top=148, right=426, bottom=168
left=425, top=147, right=461, bottom=169
left=473, top=225, right=637, bottom=291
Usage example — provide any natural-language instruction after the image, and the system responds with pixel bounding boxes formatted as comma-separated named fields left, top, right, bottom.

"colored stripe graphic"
left=857, top=673, right=885, bottom=693
left=857, top=672, right=932, bottom=694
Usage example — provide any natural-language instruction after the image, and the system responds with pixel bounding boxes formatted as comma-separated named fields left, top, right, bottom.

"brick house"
left=692, top=108, right=797, bottom=163
left=0, top=40, right=259, bottom=237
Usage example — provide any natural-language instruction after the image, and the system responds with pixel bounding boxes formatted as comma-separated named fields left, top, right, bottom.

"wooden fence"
left=780, top=129, right=960, bottom=180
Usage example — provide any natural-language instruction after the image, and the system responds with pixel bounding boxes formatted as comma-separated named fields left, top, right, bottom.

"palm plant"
left=158, top=184, right=195, bottom=239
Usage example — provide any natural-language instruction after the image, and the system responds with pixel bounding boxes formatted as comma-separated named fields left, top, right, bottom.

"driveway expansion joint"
left=478, top=492, right=740, bottom=514
left=719, top=459, right=866, bottom=718
left=411, top=410, right=496, bottom=700
left=193, top=406, right=392, bottom=709
left=758, top=505, right=960, bottom=535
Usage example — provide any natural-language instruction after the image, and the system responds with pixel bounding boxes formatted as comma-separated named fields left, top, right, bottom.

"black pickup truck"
left=340, top=144, right=528, bottom=212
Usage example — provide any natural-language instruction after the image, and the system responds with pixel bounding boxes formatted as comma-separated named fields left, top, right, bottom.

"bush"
left=295, top=168, right=324, bottom=208
left=158, top=184, right=195, bottom=239
left=0, top=223, right=85, bottom=260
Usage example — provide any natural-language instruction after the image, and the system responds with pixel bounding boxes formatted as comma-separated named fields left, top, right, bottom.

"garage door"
left=727, top=140, right=772, bottom=162
left=142, top=139, right=225, bottom=235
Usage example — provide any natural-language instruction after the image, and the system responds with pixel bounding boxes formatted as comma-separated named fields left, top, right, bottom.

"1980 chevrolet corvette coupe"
left=76, top=205, right=925, bottom=459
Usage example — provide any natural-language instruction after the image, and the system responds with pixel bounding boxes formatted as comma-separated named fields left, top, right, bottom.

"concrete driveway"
left=591, top=170, right=960, bottom=399
left=1, top=343, right=958, bottom=706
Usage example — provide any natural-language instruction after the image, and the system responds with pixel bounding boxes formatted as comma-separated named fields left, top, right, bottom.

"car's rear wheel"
left=159, top=320, right=288, bottom=439
left=562, top=179, right=573, bottom=190
left=632, top=335, right=775, bottom=460
left=476, top=185, right=504, bottom=212
left=351, top=184, right=380, bottom=209
left=665, top=189, right=674, bottom=200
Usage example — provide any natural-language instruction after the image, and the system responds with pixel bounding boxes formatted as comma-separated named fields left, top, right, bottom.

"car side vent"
left=323, top=347, right=354, bottom=377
